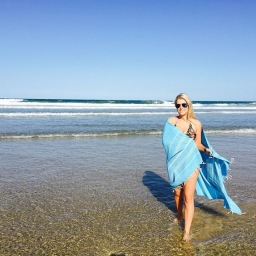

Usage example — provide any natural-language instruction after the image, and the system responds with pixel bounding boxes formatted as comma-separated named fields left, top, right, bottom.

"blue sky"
left=0, top=0, right=255, bottom=101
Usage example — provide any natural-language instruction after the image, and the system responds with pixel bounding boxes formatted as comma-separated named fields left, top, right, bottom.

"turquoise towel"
left=197, top=130, right=242, bottom=214
left=162, top=120, right=202, bottom=189
left=162, top=120, right=242, bottom=214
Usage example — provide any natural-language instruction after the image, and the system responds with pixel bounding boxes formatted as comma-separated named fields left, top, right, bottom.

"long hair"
left=174, top=93, right=196, bottom=119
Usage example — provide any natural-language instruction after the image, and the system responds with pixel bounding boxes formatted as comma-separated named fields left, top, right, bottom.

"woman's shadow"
left=142, top=170, right=223, bottom=216
left=142, top=170, right=177, bottom=212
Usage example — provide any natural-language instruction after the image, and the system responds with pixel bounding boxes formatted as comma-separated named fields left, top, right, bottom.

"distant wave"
left=0, top=112, right=173, bottom=117
left=0, top=130, right=162, bottom=140
left=0, top=99, right=255, bottom=111
left=0, top=98, right=254, bottom=105
left=1, top=107, right=256, bottom=112
left=1, top=110, right=256, bottom=117
left=0, top=98, right=171, bottom=105
left=1, top=128, right=256, bottom=140
left=0, top=102, right=174, bottom=110
left=206, top=128, right=256, bottom=134
left=0, top=105, right=174, bottom=110
left=0, top=98, right=23, bottom=103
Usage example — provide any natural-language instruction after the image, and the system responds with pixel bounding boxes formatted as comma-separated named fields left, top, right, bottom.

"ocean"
left=1, top=99, right=256, bottom=139
left=1, top=98, right=256, bottom=255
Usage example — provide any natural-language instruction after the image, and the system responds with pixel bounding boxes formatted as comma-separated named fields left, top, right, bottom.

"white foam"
left=1, top=105, right=255, bottom=112
left=206, top=128, right=256, bottom=134
left=0, top=101, right=255, bottom=110
left=0, top=131, right=162, bottom=140
left=2, top=110, right=256, bottom=117
left=0, top=99, right=23, bottom=104
left=1, top=128, right=255, bottom=140
left=0, top=103, right=174, bottom=109
left=0, top=112, right=173, bottom=117
left=193, top=106, right=256, bottom=110
left=195, top=111, right=256, bottom=114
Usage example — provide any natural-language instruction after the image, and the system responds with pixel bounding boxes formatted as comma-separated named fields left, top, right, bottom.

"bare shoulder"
left=191, top=118, right=202, bottom=128
left=168, top=116, right=178, bottom=125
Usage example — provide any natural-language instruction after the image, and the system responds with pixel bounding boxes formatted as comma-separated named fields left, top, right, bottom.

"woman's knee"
left=183, top=194, right=194, bottom=205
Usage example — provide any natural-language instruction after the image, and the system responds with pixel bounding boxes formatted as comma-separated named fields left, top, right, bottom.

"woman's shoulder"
left=168, top=116, right=178, bottom=125
left=191, top=118, right=202, bottom=127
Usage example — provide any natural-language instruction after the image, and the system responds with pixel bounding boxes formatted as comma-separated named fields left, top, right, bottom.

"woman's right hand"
left=204, top=147, right=211, bottom=154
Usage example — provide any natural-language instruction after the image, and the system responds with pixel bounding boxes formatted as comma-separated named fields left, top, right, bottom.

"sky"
left=0, top=0, right=256, bottom=101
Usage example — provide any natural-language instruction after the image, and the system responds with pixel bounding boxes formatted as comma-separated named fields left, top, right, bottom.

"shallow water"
left=1, top=135, right=256, bottom=255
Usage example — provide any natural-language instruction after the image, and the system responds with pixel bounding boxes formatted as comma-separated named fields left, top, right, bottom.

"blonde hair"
left=174, top=93, right=196, bottom=119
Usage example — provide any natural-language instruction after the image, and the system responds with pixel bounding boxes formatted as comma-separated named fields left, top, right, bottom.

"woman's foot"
left=182, top=231, right=191, bottom=242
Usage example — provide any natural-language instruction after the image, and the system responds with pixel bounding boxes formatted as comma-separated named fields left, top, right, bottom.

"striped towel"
left=162, top=120, right=202, bottom=189
left=162, top=120, right=242, bottom=214
left=197, top=130, right=242, bottom=214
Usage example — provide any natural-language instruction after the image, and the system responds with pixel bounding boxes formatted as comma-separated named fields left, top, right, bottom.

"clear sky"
left=0, top=0, right=256, bottom=101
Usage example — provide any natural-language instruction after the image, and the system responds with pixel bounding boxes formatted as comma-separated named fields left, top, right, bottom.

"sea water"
left=0, top=99, right=256, bottom=255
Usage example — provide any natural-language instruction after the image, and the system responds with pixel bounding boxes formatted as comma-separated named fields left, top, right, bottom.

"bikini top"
left=175, top=119, right=196, bottom=140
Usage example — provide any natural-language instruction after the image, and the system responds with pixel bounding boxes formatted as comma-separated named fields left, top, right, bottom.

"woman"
left=162, top=93, right=211, bottom=241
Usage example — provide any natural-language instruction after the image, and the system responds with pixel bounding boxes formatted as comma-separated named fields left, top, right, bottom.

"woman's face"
left=175, top=98, right=189, bottom=116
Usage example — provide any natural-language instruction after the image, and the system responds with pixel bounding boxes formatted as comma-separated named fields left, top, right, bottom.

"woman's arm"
left=194, top=121, right=211, bottom=154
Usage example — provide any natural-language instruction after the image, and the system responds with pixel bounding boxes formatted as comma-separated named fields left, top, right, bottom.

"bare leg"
left=173, top=186, right=184, bottom=222
left=182, top=169, right=199, bottom=241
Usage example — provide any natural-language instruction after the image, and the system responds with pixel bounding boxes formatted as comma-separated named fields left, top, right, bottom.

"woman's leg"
left=174, top=186, right=184, bottom=222
left=183, top=169, right=199, bottom=241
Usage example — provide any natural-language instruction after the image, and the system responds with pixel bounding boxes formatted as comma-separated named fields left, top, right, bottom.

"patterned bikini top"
left=186, top=123, right=196, bottom=140
left=175, top=119, right=196, bottom=140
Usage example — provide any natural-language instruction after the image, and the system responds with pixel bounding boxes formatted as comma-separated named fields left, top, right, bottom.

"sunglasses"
left=175, top=103, right=188, bottom=108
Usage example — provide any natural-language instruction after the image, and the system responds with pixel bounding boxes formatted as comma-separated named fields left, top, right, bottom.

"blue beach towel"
left=162, top=120, right=202, bottom=189
left=162, top=120, right=242, bottom=214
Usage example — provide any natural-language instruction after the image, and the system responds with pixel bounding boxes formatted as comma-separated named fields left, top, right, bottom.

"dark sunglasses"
left=175, top=103, right=188, bottom=108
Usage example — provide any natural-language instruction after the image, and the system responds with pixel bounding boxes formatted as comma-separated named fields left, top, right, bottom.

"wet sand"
left=1, top=135, right=256, bottom=255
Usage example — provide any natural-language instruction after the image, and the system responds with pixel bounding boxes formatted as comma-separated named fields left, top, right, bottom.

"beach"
left=1, top=135, right=256, bottom=255
left=1, top=99, right=256, bottom=255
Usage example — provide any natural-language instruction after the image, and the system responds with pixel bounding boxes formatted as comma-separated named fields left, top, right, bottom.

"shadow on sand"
left=142, top=170, right=224, bottom=216
left=142, top=170, right=176, bottom=213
